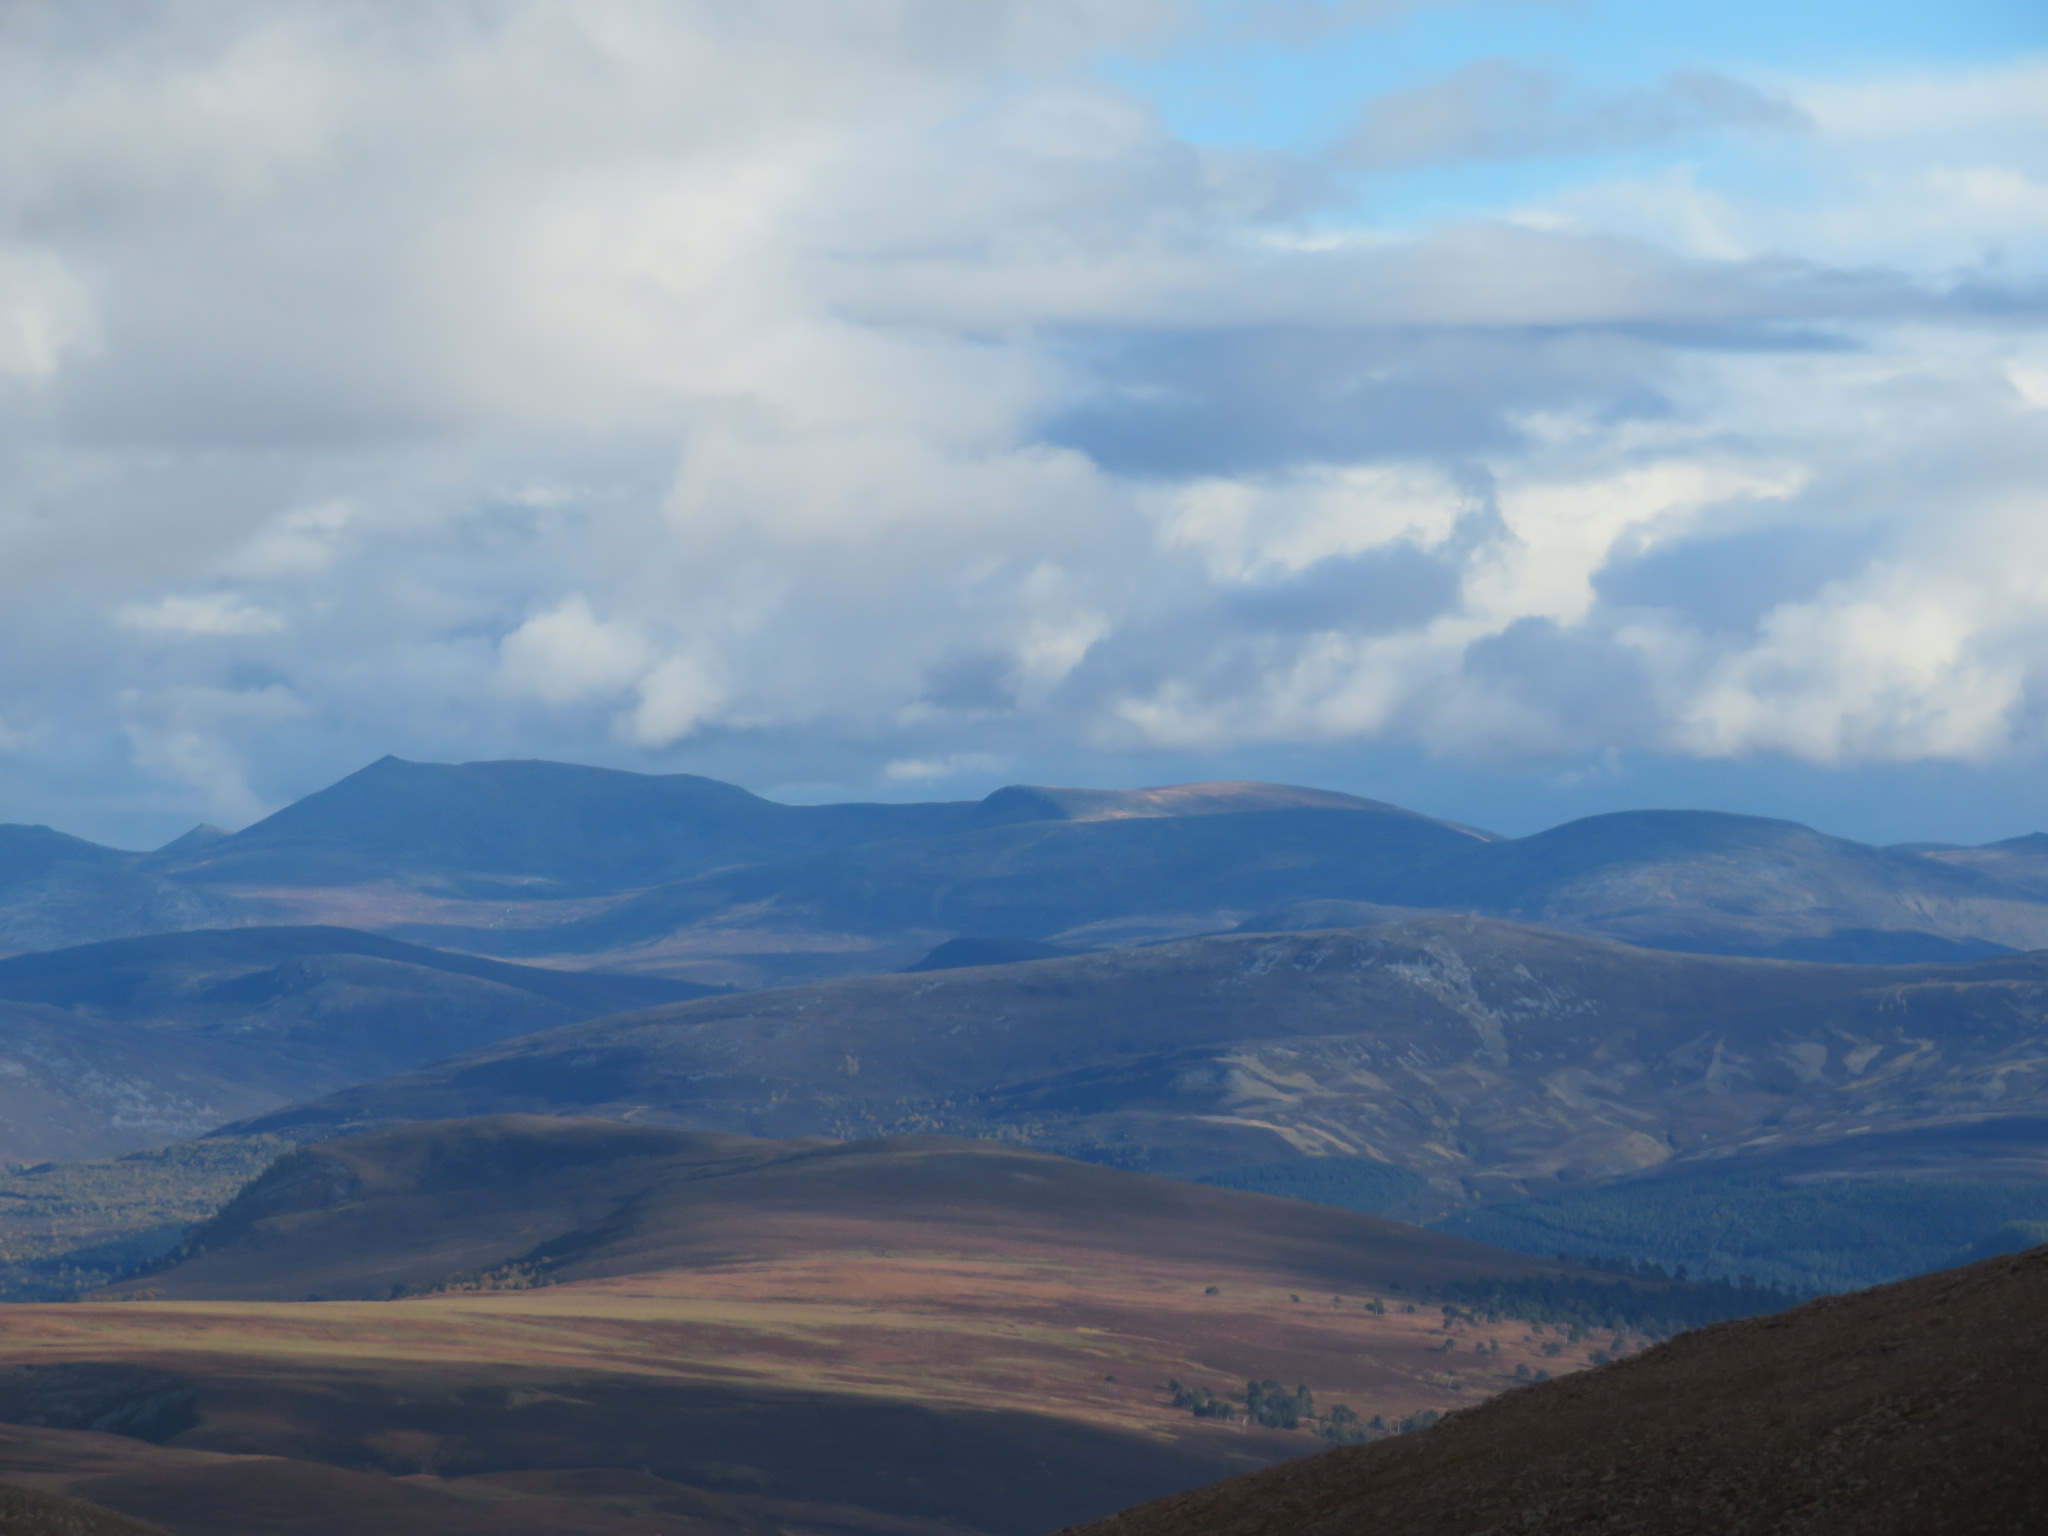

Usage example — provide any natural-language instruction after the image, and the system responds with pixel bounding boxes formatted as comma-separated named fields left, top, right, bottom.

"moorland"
left=0, top=756, right=2042, bottom=1532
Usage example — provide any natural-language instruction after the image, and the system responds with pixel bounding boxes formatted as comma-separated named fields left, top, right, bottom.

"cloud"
left=1336, top=60, right=1810, bottom=172
left=883, top=752, right=1005, bottom=782
left=0, top=2, right=2037, bottom=839
left=117, top=594, right=287, bottom=636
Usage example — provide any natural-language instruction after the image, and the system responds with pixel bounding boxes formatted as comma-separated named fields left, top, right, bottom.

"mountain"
left=1069, top=1244, right=2048, bottom=1536
left=0, top=1116, right=1738, bottom=1536
left=1396, top=809, right=2048, bottom=962
left=0, top=927, right=717, bottom=1162
left=14, top=755, right=2048, bottom=981
left=0, top=825, right=260, bottom=958
left=148, top=756, right=986, bottom=894
left=425, top=794, right=1486, bottom=975
left=228, top=916, right=2048, bottom=1210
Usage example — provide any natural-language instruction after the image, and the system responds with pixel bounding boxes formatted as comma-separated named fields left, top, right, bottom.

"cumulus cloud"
left=0, top=0, right=2039, bottom=839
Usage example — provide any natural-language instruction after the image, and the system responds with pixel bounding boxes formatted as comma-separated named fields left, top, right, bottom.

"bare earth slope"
left=233, top=917, right=2048, bottom=1202
left=1068, top=1244, right=2048, bottom=1536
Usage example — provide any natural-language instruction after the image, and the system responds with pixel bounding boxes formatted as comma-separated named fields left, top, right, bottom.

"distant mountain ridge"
left=7, top=755, right=2048, bottom=981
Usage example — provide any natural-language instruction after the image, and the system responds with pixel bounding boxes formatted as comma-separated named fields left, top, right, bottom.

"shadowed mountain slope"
left=0, top=929, right=716, bottom=1163
left=230, top=916, right=2048, bottom=1204
left=1068, top=1245, right=2048, bottom=1536
left=0, top=827, right=258, bottom=959
left=452, top=801, right=1488, bottom=967
left=0, top=926, right=710, bottom=1018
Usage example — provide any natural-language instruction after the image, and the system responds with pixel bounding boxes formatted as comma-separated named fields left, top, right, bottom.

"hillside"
left=0, top=927, right=714, bottom=1163
left=106, top=1116, right=1610, bottom=1304
left=1067, top=1244, right=2048, bottom=1536
left=1402, top=809, right=2048, bottom=961
left=0, top=826, right=259, bottom=959
left=1428, top=1114, right=2048, bottom=1292
left=14, top=755, right=2048, bottom=983
left=231, top=917, right=2048, bottom=1211
left=0, top=1117, right=1747, bottom=1536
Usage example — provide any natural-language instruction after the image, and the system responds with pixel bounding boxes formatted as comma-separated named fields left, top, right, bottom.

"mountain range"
left=9, top=756, right=2048, bottom=985
left=225, top=914, right=2048, bottom=1216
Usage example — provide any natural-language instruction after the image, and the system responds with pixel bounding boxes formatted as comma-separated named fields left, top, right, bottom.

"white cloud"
left=883, top=752, right=1005, bottom=782
left=497, top=595, right=649, bottom=707
left=0, top=249, right=95, bottom=382
left=628, top=653, right=729, bottom=748
left=0, top=3, right=2038, bottom=836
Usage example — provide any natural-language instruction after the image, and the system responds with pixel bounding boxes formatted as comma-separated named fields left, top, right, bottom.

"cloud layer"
left=0, top=0, right=2042, bottom=837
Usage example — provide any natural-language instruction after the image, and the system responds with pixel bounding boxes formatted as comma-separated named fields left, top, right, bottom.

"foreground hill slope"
left=235, top=917, right=2048, bottom=1201
left=1069, top=1244, right=2048, bottom=1536
left=0, top=928, right=714, bottom=1163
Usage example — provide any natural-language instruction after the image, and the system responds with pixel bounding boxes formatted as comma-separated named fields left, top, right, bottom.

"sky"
left=0, top=0, right=2045, bottom=848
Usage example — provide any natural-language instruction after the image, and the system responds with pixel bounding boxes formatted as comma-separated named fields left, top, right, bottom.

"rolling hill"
left=0, top=927, right=717, bottom=1163
left=0, top=1116, right=1740, bottom=1536
left=1068, top=1244, right=2048, bottom=1536
left=105, top=1116, right=1610, bottom=1305
left=228, top=915, right=2048, bottom=1215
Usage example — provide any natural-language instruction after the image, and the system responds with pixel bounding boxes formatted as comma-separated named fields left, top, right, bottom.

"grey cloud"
left=1337, top=60, right=1810, bottom=171
left=1215, top=544, right=1464, bottom=635
left=1044, top=323, right=1673, bottom=475
left=1596, top=522, right=1885, bottom=636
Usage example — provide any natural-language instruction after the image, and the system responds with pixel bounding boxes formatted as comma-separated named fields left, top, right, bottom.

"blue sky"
left=0, top=0, right=2042, bottom=848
